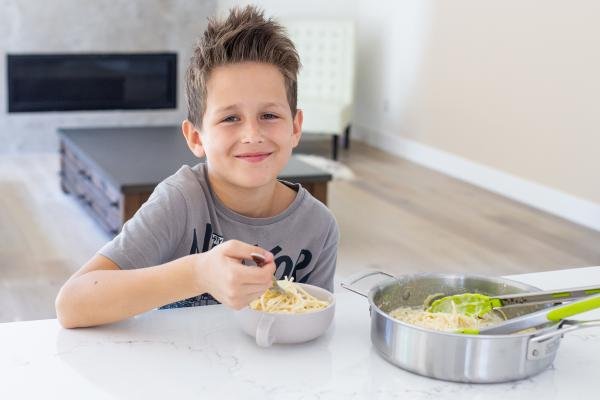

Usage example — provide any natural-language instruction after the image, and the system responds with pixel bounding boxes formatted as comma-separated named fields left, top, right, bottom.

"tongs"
left=466, top=292, right=600, bottom=335
left=428, top=285, right=600, bottom=317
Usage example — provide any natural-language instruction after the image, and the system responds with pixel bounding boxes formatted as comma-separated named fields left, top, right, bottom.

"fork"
left=250, top=253, right=286, bottom=294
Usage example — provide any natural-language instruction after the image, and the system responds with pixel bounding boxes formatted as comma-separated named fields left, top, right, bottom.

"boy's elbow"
left=57, top=314, right=78, bottom=329
left=55, top=286, right=81, bottom=329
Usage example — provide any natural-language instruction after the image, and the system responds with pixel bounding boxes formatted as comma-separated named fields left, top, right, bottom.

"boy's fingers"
left=222, top=240, right=273, bottom=263
left=234, top=260, right=276, bottom=284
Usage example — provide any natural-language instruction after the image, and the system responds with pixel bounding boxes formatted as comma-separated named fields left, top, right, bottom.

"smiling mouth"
left=235, top=152, right=273, bottom=163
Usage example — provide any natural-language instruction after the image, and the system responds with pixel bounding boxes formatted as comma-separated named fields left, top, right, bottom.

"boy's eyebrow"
left=259, top=102, right=287, bottom=110
left=213, top=104, right=239, bottom=114
left=213, top=102, right=287, bottom=114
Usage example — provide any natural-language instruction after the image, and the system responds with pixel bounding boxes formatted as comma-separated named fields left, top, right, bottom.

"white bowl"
left=235, top=283, right=335, bottom=347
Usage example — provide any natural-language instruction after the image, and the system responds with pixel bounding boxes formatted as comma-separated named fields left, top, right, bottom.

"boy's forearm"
left=56, top=255, right=205, bottom=328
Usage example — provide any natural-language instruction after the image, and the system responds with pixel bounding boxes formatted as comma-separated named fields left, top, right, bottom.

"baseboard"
left=355, top=125, right=600, bottom=232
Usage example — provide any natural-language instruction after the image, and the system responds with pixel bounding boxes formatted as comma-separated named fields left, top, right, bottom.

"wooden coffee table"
left=59, top=126, right=332, bottom=235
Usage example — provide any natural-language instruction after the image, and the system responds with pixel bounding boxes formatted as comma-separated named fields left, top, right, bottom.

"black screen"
left=7, top=53, right=177, bottom=112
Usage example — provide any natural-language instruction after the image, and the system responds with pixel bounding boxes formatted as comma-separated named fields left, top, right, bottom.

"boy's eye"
left=221, top=115, right=239, bottom=123
left=262, top=113, right=279, bottom=120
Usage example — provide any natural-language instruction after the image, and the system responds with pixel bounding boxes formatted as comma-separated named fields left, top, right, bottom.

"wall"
left=0, top=0, right=217, bottom=153
left=352, top=0, right=600, bottom=229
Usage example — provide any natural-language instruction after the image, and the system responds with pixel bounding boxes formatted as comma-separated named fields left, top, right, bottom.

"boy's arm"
left=55, top=254, right=198, bottom=328
left=55, top=240, right=275, bottom=328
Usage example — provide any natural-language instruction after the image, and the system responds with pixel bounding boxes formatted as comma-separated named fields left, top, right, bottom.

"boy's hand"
left=192, top=240, right=276, bottom=309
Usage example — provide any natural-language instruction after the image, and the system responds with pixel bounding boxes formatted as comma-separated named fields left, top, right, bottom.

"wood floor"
left=2, top=139, right=600, bottom=322
left=328, top=142, right=600, bottom=278
left=0, top=154, right=109, bottom=322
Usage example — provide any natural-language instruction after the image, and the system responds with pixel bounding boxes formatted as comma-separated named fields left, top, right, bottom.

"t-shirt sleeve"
left=98, top=181, right=188, bottom=269
left=302, top=217, right=339, bottom=293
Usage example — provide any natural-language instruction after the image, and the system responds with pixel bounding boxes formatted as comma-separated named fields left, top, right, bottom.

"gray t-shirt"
left=99, top=163, right=339, bottom=308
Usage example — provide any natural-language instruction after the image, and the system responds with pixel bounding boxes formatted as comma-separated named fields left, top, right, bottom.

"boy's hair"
left=186, top=6, right=300, bottom=128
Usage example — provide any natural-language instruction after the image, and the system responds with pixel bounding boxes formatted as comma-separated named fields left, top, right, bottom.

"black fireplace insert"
left=7, top=53, right=177, bottom=112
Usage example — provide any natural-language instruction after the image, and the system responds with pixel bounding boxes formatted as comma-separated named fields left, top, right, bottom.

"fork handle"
left=251, top=253, right=285, bottom=293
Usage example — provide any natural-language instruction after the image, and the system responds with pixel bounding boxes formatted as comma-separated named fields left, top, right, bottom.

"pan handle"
left=340, top=270, right=396, bottom=297
left=527, top=319, right=600, bottom=360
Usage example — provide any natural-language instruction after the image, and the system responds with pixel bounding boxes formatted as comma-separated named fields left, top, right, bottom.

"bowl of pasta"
left=235, top=280, right=335, bottom=347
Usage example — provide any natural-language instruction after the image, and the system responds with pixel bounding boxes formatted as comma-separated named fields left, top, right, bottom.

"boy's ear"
left=181, top=120, right=206, bottom=158
left=291, top=109, right=303, bottom=148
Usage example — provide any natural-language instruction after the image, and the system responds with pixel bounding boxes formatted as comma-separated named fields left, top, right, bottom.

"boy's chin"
left=232, top=172, right=278, bottom=189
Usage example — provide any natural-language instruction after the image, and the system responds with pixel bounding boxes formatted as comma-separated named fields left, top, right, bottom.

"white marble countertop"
left=2, top=266, right=600, bottom=399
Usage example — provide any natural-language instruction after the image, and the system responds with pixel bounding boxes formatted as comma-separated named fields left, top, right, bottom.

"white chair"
left=284, top=20, right=355, bottom=160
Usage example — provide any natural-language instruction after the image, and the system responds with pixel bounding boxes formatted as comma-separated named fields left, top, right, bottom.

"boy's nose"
left=240, top=122, right=264, bottom=144
left=241, top=136, right=264, bottom=144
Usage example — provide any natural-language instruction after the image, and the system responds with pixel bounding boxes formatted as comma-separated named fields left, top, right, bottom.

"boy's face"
left=184, top=62, right=302, bottom=190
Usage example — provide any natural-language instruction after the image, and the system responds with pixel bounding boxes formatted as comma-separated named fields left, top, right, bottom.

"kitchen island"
left=1, top=266, right=599, bottom=399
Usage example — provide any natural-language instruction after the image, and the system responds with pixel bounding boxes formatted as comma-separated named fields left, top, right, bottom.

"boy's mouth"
left=235, top=152, right=273, bottom=163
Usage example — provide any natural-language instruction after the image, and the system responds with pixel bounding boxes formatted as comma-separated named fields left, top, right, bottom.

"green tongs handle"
left=494, top=285, right=600, bottom=308
left=474, top=292, right=600, bottom=335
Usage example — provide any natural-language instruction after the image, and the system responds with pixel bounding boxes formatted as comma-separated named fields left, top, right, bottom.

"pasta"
left=249, top=278, right=329, bottom=313
left=389, top=301, right=505, bottom=332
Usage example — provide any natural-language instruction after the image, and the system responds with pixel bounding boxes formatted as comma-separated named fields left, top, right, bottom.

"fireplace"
left=7, top=53, right=177, bottom=113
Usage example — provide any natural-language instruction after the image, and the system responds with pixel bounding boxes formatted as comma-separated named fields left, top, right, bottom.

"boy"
left=55, top=6, right=339, bottom=328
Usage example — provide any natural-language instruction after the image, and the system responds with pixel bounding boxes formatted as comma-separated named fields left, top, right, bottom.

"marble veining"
left=1, top=267, right=600, bottom=399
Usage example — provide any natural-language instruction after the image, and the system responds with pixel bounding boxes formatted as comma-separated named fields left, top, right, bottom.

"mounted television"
left=7, top=53, right=177, bottom=112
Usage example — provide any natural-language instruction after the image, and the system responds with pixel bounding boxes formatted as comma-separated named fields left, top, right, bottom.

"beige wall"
left=354, top=0, right=600, bottom=204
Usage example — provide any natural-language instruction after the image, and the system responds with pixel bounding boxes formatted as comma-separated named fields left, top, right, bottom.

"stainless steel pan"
left=342, top=271, right=600, bottom=383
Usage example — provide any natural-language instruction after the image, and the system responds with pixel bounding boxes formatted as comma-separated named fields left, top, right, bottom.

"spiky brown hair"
left=185, top=5, right=300, bottom=128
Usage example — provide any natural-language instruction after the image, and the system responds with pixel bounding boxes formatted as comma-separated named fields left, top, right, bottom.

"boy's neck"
left=207, top=172, right=296, bottom=218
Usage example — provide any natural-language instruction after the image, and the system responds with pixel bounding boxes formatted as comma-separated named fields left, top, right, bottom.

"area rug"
left=295, top=154, right=355, bottom=181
